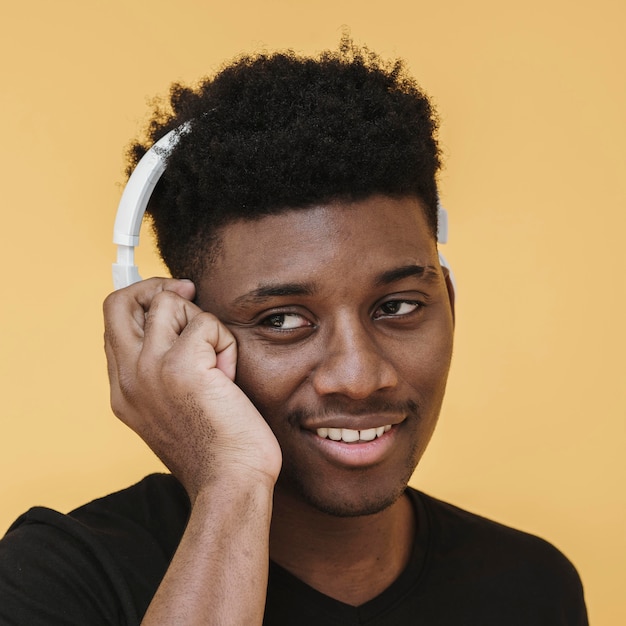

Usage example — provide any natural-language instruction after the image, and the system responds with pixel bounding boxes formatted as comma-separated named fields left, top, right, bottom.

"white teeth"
left=359, top=428, right=377, bottom=442
left=316, top=425, right=392, bottom=442
left=327, top=428, right=342, bottom=441
left=341, top=428, right=360, bottom=443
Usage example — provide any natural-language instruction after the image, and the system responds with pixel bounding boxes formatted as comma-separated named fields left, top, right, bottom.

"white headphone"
left=113, top=125, right=453, bottom=290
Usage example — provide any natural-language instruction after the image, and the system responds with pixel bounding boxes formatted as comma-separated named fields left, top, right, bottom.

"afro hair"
left=127, top=36, right=442, bottom=280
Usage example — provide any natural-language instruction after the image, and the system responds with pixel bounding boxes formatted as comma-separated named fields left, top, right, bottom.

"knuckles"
left=102, top=280, right=231, bottom=425
left=147, top=287, right=186, bottom=310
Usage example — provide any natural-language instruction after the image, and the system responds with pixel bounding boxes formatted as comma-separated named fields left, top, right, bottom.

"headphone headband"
left=113, top=124, right=451, bottom=289
left=112, top=125, right=189, bottom=289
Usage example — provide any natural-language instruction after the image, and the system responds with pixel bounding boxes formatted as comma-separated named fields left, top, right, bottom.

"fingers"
left=104, top=278, right=197, bottom=358
left=141, top=291, right=203, bottom=362
left=104, top=277, right=238, bottom=407
left=104, top=277, right=196, bottom=329
left=163, top=312, right=238, bottom=383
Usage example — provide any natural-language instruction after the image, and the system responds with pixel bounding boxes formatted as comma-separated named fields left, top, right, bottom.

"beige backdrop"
left=1, top=1, right=624, bottom=623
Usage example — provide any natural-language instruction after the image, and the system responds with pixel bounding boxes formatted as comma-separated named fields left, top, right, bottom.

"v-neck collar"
left=265, top=488, right=430, bottom=625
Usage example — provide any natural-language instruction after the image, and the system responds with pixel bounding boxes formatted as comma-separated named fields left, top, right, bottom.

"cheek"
left=395, top=328, right=453, bottom=396
left=232, top=338, right=310, bottom=420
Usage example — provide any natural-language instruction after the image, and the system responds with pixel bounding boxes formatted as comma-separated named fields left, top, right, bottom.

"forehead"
left=198, top=195, right=440, bottom=306
left=221, top=195, right=434, bottom=260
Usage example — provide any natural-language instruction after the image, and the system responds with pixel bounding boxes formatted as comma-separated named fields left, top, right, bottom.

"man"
left=0, top=39, right=587, bottom=624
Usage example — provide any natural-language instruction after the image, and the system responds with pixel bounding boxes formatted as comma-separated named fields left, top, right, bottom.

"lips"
left=316, top=425, right=392, bottom=442
left=300, top=421, right=401, bottom=469
left=289, top=404, right=414, bottom=468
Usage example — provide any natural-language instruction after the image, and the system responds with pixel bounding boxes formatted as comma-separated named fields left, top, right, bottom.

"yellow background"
left=1, top=1, right=624, bottom=622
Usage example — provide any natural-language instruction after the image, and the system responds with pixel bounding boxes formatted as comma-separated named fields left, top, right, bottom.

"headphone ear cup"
left=438, top=251, right=456, bottom=298
left=437, top=203, right=455, bottom=299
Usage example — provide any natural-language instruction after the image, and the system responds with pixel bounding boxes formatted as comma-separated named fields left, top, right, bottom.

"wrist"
left=189, top=465, right=278, bottom=509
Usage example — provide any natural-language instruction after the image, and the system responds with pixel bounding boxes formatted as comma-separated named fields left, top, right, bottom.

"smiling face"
left=195, top=195, right=454, bottom=517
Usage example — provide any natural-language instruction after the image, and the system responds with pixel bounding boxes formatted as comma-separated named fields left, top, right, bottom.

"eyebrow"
left=232, top=264, right=440, bottom=308
left=232, top=282, right=316, bottom=307
left=374, top=264, right=441, bottom=286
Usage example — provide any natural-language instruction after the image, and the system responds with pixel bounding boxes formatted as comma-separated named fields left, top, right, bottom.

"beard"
left=276, top=461, right=416, bottom=518
left=276, top=398, right=427, bottom=518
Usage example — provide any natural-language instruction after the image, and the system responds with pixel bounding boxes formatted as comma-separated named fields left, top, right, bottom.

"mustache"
left=286, top=398, right=421, bottom=427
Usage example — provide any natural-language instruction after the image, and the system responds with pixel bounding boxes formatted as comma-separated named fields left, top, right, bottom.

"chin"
left=277, top=464, right=414, bottom=518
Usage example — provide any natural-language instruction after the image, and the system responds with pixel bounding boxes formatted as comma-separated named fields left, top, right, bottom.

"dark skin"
left=104, top=194, right=454, bottom=621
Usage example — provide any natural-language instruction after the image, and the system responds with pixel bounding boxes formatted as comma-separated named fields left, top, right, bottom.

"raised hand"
left=103, top=277, right=282, bottom=503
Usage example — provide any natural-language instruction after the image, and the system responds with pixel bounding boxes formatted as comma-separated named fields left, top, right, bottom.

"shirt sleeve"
left=0, top=507, right=139, bottom=626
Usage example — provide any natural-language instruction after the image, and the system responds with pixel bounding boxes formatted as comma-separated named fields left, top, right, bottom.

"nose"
left=311, top=315, right=398, bottom=399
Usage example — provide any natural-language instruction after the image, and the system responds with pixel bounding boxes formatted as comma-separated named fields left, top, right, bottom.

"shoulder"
left=67, top=472, right=189, bottom=539
left=8, top=473, right=189, bottom=567
left=0, top=474, right=188, bottom=625
left=413, top=489, right=576, bottom=566
left=407, top=488, right=588, bottom=625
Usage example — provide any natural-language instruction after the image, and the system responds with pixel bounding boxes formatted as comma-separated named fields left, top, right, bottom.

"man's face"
left=196, top=195, right=454, bottom=517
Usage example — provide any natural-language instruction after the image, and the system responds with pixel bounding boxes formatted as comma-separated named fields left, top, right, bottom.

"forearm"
left=104, top=279, right=282, bottom=624
left=141, top=477, right=275, bottom=625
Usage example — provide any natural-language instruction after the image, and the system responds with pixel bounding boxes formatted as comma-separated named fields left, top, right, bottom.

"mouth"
left=315, top=425, right=392, bottom=443
left=305, top=422, right=400, bottom=469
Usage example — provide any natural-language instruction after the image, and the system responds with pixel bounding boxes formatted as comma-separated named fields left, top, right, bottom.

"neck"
left=269, top=487, right=416, bottom=606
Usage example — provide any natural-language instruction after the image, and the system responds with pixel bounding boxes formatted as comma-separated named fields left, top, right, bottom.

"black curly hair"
left=127, top=36, right=442, bottom=281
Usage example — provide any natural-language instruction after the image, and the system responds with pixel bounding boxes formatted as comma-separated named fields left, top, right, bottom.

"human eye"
left=373, top=299, right=422, bottom=319
left=259, top=312, right=312, bottom=330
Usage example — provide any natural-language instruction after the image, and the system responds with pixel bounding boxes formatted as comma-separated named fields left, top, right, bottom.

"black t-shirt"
left=0, top=474, right=587, bottom=625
